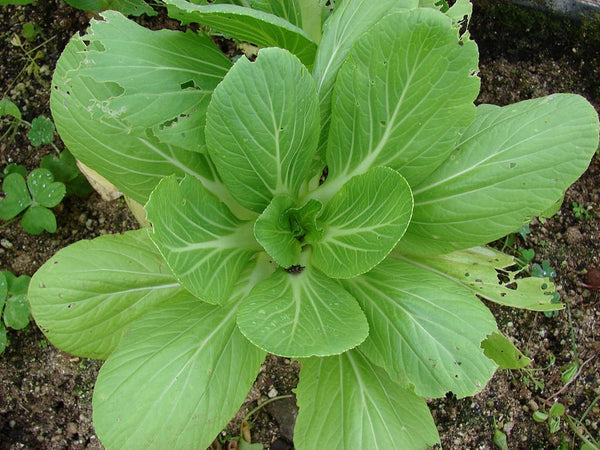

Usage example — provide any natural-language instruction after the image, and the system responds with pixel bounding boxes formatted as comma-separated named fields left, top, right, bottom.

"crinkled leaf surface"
left=93, top=259, right=269, bottom=449
left=0, top=173, right=30, bottom=220
left=311, top=166, right=413, bottom=278
left=63, top=0, right=156, bottom=15
left=206, top=47, right=319, bottom=213
left=397, top=246, right=562, bottom=311
left=342, top=258, right=498, bottom=398
left=164, top=0, right=316, bottom=66
left=21, top=206, right=57, bottom=234
left=294, top=349, right=440, bottom=449
left=401, top=94, right=600, bottom=255
left=237, top=266, right=368, bottom=357
left=312, top=0, right=418, bottom=156
left=77, top=10, right=231, bottom=152
left=27, top=168, right=65, bottom=208
left=146, top=175, right=259, bottom=305
left=482, top=331, right=531, bottom=370
left=28, top=229, right=194, bottom=359
left=50, top=20, right=219, bottom=204
left=27, top=116, right=55, bottom=147
left=321, top=7, right=478, bottom=192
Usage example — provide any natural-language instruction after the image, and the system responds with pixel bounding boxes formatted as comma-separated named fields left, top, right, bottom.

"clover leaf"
left=27, top=115, right=55, bottom=147
left=0, top=271, right=32, bottom=353
left=0, top=168, right=66, bottom=234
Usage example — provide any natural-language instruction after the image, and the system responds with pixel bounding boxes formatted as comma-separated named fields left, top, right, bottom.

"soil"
left=0, top=1, right=599, bottom=449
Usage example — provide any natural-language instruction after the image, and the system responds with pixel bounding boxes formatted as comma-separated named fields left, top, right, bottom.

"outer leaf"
left=93, top=259, right=269, bottom=449
left=63, top=0, right=156, bottom=16
left=237, top=265, right=368, bottom=357
left=250, top=0, right=303, bottom=27
left=342, top=258, right=498, bottom=398
left=27, top=168, right=65, bottom=208
left=482, top=331, right=532, bottom=370
left=164, top=0, right=317, bottom=66
left=312, top=0, right=418, bottom=156
left=294, top=350, right=440, bottom=449
left=27, top=116, right=55, bottom=147
left=28, top=229, right=194, bottom=359
left=77, top=11, right=231, bottom=152
left=397, top=246, right=562, bottom=311
left=21, top=206, right=57, bottom=234
left=206, top=47, right=319, bottom=213
left=0, top=173, right=30, bottom=220
left=50, top=21, right=220, bottom=204
left=312, top=167, right=413, bottom=279
left=321, top=8, right=479, bottom=196
left=146, top=176, right=260, bottom=305
left=401, top=95, right=600, bottom=255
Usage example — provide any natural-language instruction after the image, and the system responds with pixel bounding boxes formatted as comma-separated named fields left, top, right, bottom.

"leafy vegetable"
left=28, top=0, right=599, bottom=448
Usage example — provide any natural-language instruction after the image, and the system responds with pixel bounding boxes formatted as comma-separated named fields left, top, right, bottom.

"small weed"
left=572, top=201, right=590, bottom=220
left=0, top=271, right=31, bottom=354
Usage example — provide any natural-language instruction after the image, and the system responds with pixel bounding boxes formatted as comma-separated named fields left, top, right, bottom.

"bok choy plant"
left=27, top=0, right=599, bottom=448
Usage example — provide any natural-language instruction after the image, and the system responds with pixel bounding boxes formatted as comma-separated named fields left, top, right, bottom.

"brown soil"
left=0, top=1, right=599, bottom=449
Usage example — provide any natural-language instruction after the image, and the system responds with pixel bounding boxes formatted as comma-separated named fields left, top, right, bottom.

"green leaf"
left=0, top=272, right=7, bottom=306
left=146, top=175, right=260, bottom=305
left=63, top=0, right=156, bottom=16
left=0, top=323, right=6, bottom=354
left=312, top=0, right=418, bottom=157
left=0, top=173, right=30, bottom=220
left=342, top=258, right=498, bottom=398
left=321, top=8, right=479, bottom=196
left=77, top=10, right=231, bottom=152
left=294, top=350, right=440, bottom=449
left=0, top=98, right=21, bottom=120
left=402, top=95, right=600, bottom=255
left=255, top=195, right=302, bottom=268
left=398, top=246, right=562, bottom=311
left=3, top=164, right=27, bottom=178
left=27, top=168, right=66, bottom=208
left=93, top=260, right=269, bottom=449
left=311, top=167, right=413, bottom=279
left=250, top=0, right=303, bottom=27
left=40, top=150, right=80, bottom=183
left=0, top=0, right=37, bottom=5
left=206, top=47, right=319, bottom=213
left=3, top=271, right=31, bottom=296
left=237, top=265, right=368, bottom=357
left=481, top=331, right=531, bottom=370
left=27, top=116, right=55, bottom=147
left=28, top=229, right=195, bottom=359
left=3, top=294, right=30, bottom=330
left=164, top=0, right=317, bottom=66
left=40, top=150, right=93, bottom=197
left=50, top=19, right=222, bottom=204
left=21, top=205, right=57, bottom=234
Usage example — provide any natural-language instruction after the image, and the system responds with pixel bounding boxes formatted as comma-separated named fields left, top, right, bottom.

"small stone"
left=267, top=386, right=278, bottom=398
left=566, top=226, right=583, bottom=244
left=66, top=422, right=78, bottom=435
left=528, top=399, right=539, bottom=411
left=1, top=238, right=13, bottom=249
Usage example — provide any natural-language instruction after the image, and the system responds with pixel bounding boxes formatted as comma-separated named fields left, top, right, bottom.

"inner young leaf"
left=254, top=195, right=323, bottom=268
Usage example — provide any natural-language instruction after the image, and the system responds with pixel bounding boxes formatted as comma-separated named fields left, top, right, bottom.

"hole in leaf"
left=285, top=265, right=305, bottom=275
left=180, top=79, right=197, bottom=90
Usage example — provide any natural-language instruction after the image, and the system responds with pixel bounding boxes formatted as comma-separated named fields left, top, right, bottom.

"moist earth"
left=0, top=2, right=599, bottom=449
